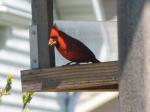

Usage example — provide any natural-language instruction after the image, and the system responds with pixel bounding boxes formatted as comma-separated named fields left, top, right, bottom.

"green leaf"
left=22, top=92, right=34, bottom=110
left=4, top=73, right=13, bottom=95
left=0, top=73, right=13, bottom=103
left=25, top=108, right=30, bottom=112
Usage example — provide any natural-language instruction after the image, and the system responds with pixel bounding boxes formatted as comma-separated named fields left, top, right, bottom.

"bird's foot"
left=66, top=62, right=74, bottom=65
left=61, top=62, right=74, bottom=67
left=72, top=62, right=79, bottom=65
left=62, top=62, right=80, bottom=66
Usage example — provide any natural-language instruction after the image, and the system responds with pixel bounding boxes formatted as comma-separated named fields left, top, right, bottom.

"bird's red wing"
left=70, top=41, right=96, bottom=60
left=58, top=31, right=97, bottom=61
left=59, top=31, right=91, bottom=53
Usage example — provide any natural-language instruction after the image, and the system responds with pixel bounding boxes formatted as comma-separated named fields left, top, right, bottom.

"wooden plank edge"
left=21, top=61, right=118, bottom=92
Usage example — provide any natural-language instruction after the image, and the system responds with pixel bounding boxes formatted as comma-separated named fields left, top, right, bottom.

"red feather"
left=48, top=25, right=100, bottom=64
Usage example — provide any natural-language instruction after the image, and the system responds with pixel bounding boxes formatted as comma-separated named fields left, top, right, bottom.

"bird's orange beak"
left=48, top=38, right=57, bottom=46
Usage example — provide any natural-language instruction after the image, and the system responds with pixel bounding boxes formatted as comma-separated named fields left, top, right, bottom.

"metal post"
left=30, top=0, right=55, bottom=68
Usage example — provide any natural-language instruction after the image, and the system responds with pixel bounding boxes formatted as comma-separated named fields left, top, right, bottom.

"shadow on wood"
left=21, top=61, right=118, bottom=92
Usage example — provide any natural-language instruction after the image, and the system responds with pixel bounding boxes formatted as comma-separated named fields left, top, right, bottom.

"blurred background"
left=0, top=0, right=118, bottom=112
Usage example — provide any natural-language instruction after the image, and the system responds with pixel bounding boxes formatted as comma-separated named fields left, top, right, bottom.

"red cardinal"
left=48, top=25, right=100, bottom=65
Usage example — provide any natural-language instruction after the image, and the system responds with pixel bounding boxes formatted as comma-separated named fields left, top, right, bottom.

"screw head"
left=33, top=59, right=37, bottom=63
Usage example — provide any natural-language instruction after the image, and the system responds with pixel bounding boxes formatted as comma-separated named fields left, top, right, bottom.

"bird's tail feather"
left=92, top=59, right=100, bottom=63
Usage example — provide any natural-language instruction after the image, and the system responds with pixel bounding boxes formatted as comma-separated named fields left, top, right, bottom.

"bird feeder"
left=21, top=0, right=118, bottom=92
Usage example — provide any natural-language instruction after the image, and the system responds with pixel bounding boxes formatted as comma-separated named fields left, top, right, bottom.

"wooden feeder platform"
left=21, top=61, right=118, bottom=92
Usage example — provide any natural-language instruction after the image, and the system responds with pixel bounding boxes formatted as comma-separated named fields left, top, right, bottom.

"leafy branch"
left=22, top=92, right=34, bottom=112
left=0, top=73, right=13, bottom=102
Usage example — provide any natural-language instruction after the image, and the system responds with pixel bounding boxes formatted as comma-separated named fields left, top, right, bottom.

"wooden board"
left=21, top=61, right=118, bottom=92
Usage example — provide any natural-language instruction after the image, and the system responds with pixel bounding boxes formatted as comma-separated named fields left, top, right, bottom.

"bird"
left=48, top=24, right=100, bottom=65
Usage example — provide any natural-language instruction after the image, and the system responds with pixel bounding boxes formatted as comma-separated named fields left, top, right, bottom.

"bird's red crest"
left=52, top=24, right=59, bottom=31
left=48, top=24, right=59, bottom=46
left=50, top=24, right=59, bottom=38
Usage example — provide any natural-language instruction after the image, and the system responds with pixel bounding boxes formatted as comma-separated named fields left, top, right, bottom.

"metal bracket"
left=29, top=25, right=39, bottom=68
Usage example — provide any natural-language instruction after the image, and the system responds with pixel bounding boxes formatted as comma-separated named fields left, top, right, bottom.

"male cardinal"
left=48, top=25, right=100, bottom=65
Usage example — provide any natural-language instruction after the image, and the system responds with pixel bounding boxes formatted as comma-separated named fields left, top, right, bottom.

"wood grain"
left=21, top=61, right=118, bottom=92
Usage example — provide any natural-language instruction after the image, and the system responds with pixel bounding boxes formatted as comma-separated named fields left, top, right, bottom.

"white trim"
left=2, top=0, right=31, bottom=12
left=0, top=0, right=31, bottom=27
left=67, top=93, right=80, bottom=112
left=92, top=0, right=106, bottom=21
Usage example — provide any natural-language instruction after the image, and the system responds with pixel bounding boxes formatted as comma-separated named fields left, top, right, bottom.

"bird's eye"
left=53, top=37, right=57, bottom=41
left=51, top=36, right=57, bottom=39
